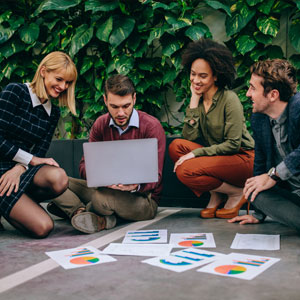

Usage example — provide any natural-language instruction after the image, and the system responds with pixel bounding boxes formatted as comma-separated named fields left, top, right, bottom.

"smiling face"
left=246, top=74, right=271, bottom=114
left=104, top=92, right=136, bottom=130
left=41, top=67, right=73, bottom=100
left=190, top=58, right=217, bottom=97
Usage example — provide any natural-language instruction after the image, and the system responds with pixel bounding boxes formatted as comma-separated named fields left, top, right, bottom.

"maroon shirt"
left=79, top=110, right=166, bottom=203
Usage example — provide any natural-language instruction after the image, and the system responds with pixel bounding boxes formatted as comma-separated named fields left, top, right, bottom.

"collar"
left=109, top=109, right=139, bottom=135
left=25, top=83, right=52, bottom=116
left=269, top=105, right=288, bottom=127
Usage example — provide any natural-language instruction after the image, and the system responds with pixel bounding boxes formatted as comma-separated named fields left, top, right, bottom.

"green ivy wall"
left=0, top=0, right=300, bottom=138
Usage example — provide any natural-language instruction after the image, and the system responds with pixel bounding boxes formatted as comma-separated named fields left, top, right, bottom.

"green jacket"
left=183, top=88, right=254, bottom=157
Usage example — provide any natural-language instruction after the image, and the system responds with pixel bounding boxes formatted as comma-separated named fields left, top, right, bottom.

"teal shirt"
left=183, top=89, right=254, bottom=157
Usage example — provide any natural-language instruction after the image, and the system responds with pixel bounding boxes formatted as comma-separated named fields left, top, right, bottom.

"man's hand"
left=30, top=156, right=59, bottom=167
left=108, top=184, right=139, bottom=192
left=0, top=165, right=26, bottom=196
left=174, top=152, right=195, bottom=172
left=243, top=174, right=276, bottom=202
left=228, top=214, right=260, bottom=225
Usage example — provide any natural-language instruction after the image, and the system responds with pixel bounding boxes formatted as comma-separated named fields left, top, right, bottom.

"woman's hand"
left=30, top=156, right=59, bottom=167
left=0, top=165, right=26, bottom=196
left=108, top=184, right=139, bottom=192
left=189, top=84, right=202, bottom=109
left=174, top=152, right=195, bottom=172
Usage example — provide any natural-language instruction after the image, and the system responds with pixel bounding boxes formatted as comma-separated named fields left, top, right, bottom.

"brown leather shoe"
left=216, top=196, right=248, bottom=219
left=200, top=207, right=219, bottom=218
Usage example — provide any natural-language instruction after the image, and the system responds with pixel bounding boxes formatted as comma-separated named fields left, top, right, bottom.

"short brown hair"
left=104, top=74, right=135, bottom=97
left=250, top=59, right=297, bottom=102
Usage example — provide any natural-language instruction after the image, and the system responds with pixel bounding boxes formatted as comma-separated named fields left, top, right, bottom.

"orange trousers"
left=168, top=139, right=254, bottom=197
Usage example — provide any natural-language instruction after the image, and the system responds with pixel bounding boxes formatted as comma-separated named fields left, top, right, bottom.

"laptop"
left=83, top=138, right=158, bottom=187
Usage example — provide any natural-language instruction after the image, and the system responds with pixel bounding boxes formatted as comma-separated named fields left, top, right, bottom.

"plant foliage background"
left=0, top=0, right=300, bottom=138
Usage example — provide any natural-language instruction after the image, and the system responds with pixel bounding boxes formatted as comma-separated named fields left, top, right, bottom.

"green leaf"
left=163, top=67, right=177, bottom=85
left=127, top=34, right=141, bottom=51
left=138, top=59, right=154, bottom=71
left=109, top=17, right=135, bottom=48
left=115, top=55, right=134, bottom=75
left=289, top=54, right=300, bottom=69
left=19, top=23, right=40, bottom=44
left=96, top=16, right=113, bottom=42
left=69, top=25, right=93, bottom=57
left=165, top=13, right=192, bottom=30
left=34, top=0, right=81, bottom=15
left=246, top=0, right=263, bottom=6
left=152, top=2, right=177, bottom=10
left=296, top=0, right=300, bottom=10
left=257, top=0, right=275, bottom=14
left=185, top=23, right=210, bottom=41
left=235, top=35, right=257, bottom=55
left=147, top=24, right=169, bottom=45
left=161, top=36, right=180, bottom=57
left=204, top=0, right=231, bottom=16
left=80, top=56, right=94, bottom=75
left=250, top=48, right=267, bottom=61
left=289, top=19, right=300, bottom=52
left=257, top=16, right=280, bottom=37
left=0, top=40, right=25, bottom=58
left=0, top=11, right=12, bottom=23
left=3, top=63, right=17, bottom=79
left=0, top=26, right=14, bottom=44
left=225, top=3, right=255, bottom=36
left=253, top=31, right=273, bottom=44
left=8, top=16, right=24, bottom=31
left=85, top=0, right=119, bottom=12
left=171, top=53, right=182, bottom=71
left=265, top=45, right=283, bottom=59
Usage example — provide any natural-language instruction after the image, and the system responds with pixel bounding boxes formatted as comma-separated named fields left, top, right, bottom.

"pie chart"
left=70, top=256, right=100, bottom=265
left=215, top=265, right=246, bottom=275
left=178, top=240, right=204, bottom=247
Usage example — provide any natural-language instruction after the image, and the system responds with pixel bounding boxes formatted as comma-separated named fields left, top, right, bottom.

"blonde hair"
left=30, top=51, right=77, bottom=115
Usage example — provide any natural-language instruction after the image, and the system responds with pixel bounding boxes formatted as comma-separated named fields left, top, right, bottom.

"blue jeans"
left=252, top=185, right=300, bottom=232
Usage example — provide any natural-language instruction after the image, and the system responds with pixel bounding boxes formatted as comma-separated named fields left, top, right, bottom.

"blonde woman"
left=0, top=51, right=77, bottom=237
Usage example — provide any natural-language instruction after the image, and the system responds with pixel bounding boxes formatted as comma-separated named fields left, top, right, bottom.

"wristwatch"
left=267, top=167, right=281, bottom=182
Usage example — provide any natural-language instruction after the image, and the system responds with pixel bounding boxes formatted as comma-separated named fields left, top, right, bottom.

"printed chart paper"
left=197, top=252, right=280, bottom=280
left=230, top=233, right=280, bottom=250
left=142, top=248, right=225, bottom=273
left=45, top=246, right=116, bottom=269
left=122, top=229, right=167, bottom=244
left=169, top=233, right=216, bottom=248
left=102, top=243, right=173, bottom=257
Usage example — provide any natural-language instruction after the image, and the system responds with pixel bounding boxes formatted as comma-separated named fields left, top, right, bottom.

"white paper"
left=230, top=233, right=280, bottom=250
left=102, top=243, right=173, bottom=257
left=197, top=252, right=280, bottom=280
left=142, top=248, right=225, bottom=273
left=45, top=246, right=116, bottom=269
left=169, top=233, right=216, bottom=248
left=122, top=229, right=167, bottom=244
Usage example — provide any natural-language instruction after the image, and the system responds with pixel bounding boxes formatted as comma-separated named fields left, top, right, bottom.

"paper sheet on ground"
left=169, top=233, right=216, bottom=248
left=197, top=252, right=280, bottom=280
left=122, top=229, right=167, bottom=243
left=142, top=248, right=225, bottom=273
left=45, top=246, right=116, bottom=269
left=102, top=243, right=173, bottom=257
left=230, top=233, right=280, bottom=250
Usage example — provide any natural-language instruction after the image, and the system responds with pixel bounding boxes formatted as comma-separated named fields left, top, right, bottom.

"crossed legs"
left=5, top=165, right=68, bottom=238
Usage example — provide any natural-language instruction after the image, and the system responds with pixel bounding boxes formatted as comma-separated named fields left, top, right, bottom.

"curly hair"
left=250, top=59, right=297, bottom=102
left=181, top=38, right=236, bottom=89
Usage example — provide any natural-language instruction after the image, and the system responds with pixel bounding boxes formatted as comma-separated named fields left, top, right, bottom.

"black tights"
left=5, top=165, right=68, bottom=238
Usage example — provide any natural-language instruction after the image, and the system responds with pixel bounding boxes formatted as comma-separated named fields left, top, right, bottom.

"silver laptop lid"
left=83, top=138, right=158, bottom=187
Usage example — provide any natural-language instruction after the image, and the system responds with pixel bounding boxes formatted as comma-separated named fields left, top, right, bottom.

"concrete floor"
left=0, top=207, right=300, bottom=300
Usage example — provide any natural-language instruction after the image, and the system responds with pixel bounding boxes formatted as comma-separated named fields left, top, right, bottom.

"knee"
left=32, top=218, right=54, bottom=239
left=49, top=168, right=69, bottom=195
left=168, top=139, right=184, bottom=162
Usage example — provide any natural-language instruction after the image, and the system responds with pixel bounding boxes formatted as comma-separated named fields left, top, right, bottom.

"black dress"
left=0, top=83, right=60, bottom=218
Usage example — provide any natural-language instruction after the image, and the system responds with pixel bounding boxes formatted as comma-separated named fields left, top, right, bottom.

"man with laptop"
left=48, top=74, right=166, bottom=233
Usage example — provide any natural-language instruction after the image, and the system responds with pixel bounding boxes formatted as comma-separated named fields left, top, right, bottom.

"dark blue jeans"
left=252, top=185, right=300, bottom=232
